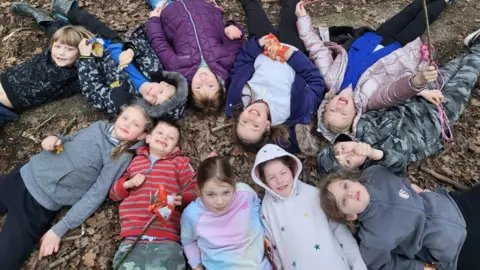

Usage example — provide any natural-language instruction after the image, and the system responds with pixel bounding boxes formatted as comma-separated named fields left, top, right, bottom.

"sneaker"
left=464, top=28, right=480, bottom=47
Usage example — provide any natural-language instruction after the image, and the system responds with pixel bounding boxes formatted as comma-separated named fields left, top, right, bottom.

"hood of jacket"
left=136, top=70, right=188, bottom=120
left=251, top=144, right=303, bottom=201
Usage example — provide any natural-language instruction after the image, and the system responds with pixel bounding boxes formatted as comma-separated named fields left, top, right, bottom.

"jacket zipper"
left=179, top=0, right=206, bottom=62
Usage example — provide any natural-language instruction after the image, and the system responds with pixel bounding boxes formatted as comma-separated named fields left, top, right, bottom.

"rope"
left=421, top=0, right=453, bottom=141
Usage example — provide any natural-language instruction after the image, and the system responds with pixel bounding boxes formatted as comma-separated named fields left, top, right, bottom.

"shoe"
left=10, top=2, right=54, bottom=26
left=51, top=0, right=77, bottom=18
left=464, top=28, right=480, bottom=47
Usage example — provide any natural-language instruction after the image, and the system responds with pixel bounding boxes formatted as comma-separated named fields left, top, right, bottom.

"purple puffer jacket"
left=146, top=0, right=244, bottom=85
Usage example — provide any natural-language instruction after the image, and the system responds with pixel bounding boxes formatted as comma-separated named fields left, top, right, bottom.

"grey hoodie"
left=357, top=166, right=466, bottom=270
left=20, top=121, right=142, bottom=238
left=252, top=144, right=366, bottom=270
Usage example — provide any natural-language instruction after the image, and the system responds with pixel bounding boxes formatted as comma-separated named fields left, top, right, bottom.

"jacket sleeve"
left=366, top=75, right=424, bottom=111
left=230, top=37, right=263, bottom=76
left=181, top=210, right=202, bottom=268
left=146, top=17, right=182, bottom=71
left=329, top=221, right=367, bottom=270
left=51, top=158, right=130, bottom=238
left=177, top=158, right=197, bottom=209
left=109, top=163, right=134, bottom=202
left=296, top=15, right=339, bottom=90
left=287, top=51, right=325, bottom=109
left=222, top=20, right=245, bottom=51
left=77, top=57, right=121, bottom=115
left=371, top=149, right=407, bottom=176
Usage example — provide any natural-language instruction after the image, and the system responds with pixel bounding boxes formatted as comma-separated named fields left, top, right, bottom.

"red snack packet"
left=262, top=33, right=289, bottom=63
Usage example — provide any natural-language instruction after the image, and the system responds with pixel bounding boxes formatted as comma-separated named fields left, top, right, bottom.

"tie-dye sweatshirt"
left=181, top=183, right=272, bottom=270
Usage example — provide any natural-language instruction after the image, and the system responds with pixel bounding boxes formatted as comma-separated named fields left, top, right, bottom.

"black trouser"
left=67, top=7, right=122, bottom=43
left=450, top=184, right=480, bottom=270
left=376, top=0, right=445, bottom=46
left=239, top=0, right=306, bottom=53
left=0, top=164, right=59, bottom=270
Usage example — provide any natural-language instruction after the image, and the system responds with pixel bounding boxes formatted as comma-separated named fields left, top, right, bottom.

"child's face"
left=192, top=67, right=220, bottom=97
left=262, top=159, right=294, bottom=197
left=50, top=41, right=79, bottom=67
left=113, top=107, right=149, bottom=141
left=334, top=142, right=367, bottom=170
left=201, top=178, right=235, bottom=215
left=324, top=89, right=356, bottom=133
left=146, top=122, right=180, bottom=155
left=237, top=102, right=271, bottom=143
left=327, top=179, right=370, bottom=220
left=140, top=82, right=176, bottom=105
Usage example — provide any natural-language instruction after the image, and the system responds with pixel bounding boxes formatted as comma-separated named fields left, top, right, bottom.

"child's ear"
left=143, top=133, right=151, bottom=142
left=266, top=121, right=271, bottom=131
left=173, top=146, right=180, bottom=153
left=346, top=214, right=358, bottom=221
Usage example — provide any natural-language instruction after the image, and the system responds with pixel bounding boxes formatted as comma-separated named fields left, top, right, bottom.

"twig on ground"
left=21, top=131, right=41, bottom=144
left=62, top=115, right=78, bottom=134
left=48, top=248, right=84, bottom=269
left=34, top=113, right=58, bottom=131
left=64, top=223, right=86, bottom=241
left=420, top=167, right=468, bottom=191
left=211, top=123, right=233, bottom=132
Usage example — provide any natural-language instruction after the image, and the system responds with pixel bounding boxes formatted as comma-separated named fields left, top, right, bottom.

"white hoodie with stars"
left=252, top=144, right=367, bottom=270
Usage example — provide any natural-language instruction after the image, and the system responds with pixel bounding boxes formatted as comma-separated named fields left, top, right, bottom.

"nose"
left=348, top=190, right=354, bottom=198
left=214, top=196, right=223, bottom=206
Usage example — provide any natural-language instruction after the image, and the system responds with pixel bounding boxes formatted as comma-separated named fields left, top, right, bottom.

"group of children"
left=1, top=0, right=480, bottom=269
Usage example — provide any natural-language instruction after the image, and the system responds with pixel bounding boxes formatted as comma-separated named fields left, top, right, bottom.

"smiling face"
left=323, top=88, right=357, bottom=133
left=112, top=106, right=150, bottom=141
left=333, top=142, right=367, bottom=170
left=327, top=179, right=370, bottom=220
left=146, top=122, right=180, bottom=157
left=140, top=82, right=176, bottom=105
left=192, top=67, right=220, bottom=97
left=50, top=41, right=79, bottom=67
left=262, top=159, right=294, bottom=197
left=200, top=178, right=235, bottom=215
left=236, top=102, right=271, bottom=143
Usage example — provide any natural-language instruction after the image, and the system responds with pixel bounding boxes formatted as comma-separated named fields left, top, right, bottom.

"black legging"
left=239, top=0, right=307, bottom=54
left=376, top=0, right=445, bottom=46
left=450, top=184, right=480, bottom=269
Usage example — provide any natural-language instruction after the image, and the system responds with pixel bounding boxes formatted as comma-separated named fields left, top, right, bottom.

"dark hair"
left=152, top=119, right=182, bottom=144
left=196, top=156, right=236, bottom=191
left=258, top=156, right=296, bottom=183
left=189, top=78, right=225, bottom=114
left=150, top=72, right=179, bottom=89
left=318, top=170, right=365, bottom=231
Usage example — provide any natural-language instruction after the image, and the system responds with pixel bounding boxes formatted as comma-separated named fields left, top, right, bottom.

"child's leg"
left=0, top=215, right=36, bottom=269
left=0, top=104, right=18, bottom=128
left=440, top=44, right=480, bottom=124
left=239, top=0, right=277, bottom=38
left=113, top=241, right=186, bottom=269
left=449, top=184, right=480, bottom=269
left=277, top=0, right=306, bottom=53
left=375, top=0, right=445, bottom=46
left=66, top=8, right=121, bottom=42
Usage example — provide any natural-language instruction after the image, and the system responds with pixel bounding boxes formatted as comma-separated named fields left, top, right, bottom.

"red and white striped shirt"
left=109, top=145, right=196, bottom=241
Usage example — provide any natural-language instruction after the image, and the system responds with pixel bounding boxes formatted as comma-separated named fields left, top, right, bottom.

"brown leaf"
left=82, top=249, right=97, bottom=267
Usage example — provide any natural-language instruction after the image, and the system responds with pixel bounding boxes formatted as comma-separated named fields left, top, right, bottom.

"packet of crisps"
left=87, top=37, right=111, bottom=57
left=262, top=33, right=289, bottom=63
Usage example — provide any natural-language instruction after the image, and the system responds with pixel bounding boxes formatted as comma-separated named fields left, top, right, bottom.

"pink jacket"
left=296, top=15, right=427, bottom=141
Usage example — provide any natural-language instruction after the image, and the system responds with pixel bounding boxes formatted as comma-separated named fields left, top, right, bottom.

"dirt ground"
left=0, top=0, right=479, bottom=269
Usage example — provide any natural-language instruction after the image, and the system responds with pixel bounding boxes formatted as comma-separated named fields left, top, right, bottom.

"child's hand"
left=124, top=174, right=146, bottom=189
left=295, top=2, right=308, bottom=17
left=172, top=194, right=182, bottom=206
left=418, top=90, right=444, bottom=106
left=194, top=265, right=205, bottom=270
left=150, top=6, right=162, bottom=18
left=413, top=66, right=438, bottom=85
left=42, top=135, right=62, bottom=151
left=78, top=38, right=93, bottom=56
left=39, top=229, right=61, bottom=259
left=119, top=48, right=134, bottom=71
left=353, top=142, right=373, bottom=157
left=259, top=35, right=272, bottom=47
left=224, top=25, right=242, bottom=40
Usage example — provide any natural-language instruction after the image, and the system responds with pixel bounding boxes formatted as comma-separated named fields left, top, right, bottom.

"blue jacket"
left=226, top=37, right=325, bottom=126
left=357, top=166, right=466, bottom=270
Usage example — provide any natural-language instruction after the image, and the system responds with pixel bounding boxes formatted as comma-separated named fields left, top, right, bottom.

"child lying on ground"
left=0, top=2, right=93, bottom=127
left=316, top=29, right=480, bottom=174
left=251, top=144, right=366, bottom=270
left=109, top=120, right=196, bottom=269
left=0, top=104, right=153, bottom=269
left=181, top=156, right=272, bottom=269
left=52, top=0, right=188, bottom=119
left=320, top=166, right=479, bottom=270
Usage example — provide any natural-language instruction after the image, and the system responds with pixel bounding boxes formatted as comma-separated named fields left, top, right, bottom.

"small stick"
left=2, top=28, right=30, bottom=42
left=420, top=167, right=468, bottom=191
left=64, top=223, right=86, bottom=241
left=48, top=248, right=84, bottom=268
left=22, top=131, right=41, bottom=144
left=211, top=123, right=233, bottom=132
left=34, top=113, right=58, bottom=131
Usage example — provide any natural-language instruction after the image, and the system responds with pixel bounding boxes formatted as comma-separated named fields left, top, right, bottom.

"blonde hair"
left=110, top=104, right=154, bottom=161
left=191, top=87, right=225, bottom=114
left=49, top=25, right=94, bottom=49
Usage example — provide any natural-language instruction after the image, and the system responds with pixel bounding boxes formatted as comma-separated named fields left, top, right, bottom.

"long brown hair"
left=257, top=156, right=296, bottom=183
left=110, top=104, right=154, bottom=161
left=50, top=25, right=94, bottom=49
left=190, top=84, right=225, bottom=115
left=196, top=156, right=236, bottom=191
left=318, top=170, right=365, bottom=231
